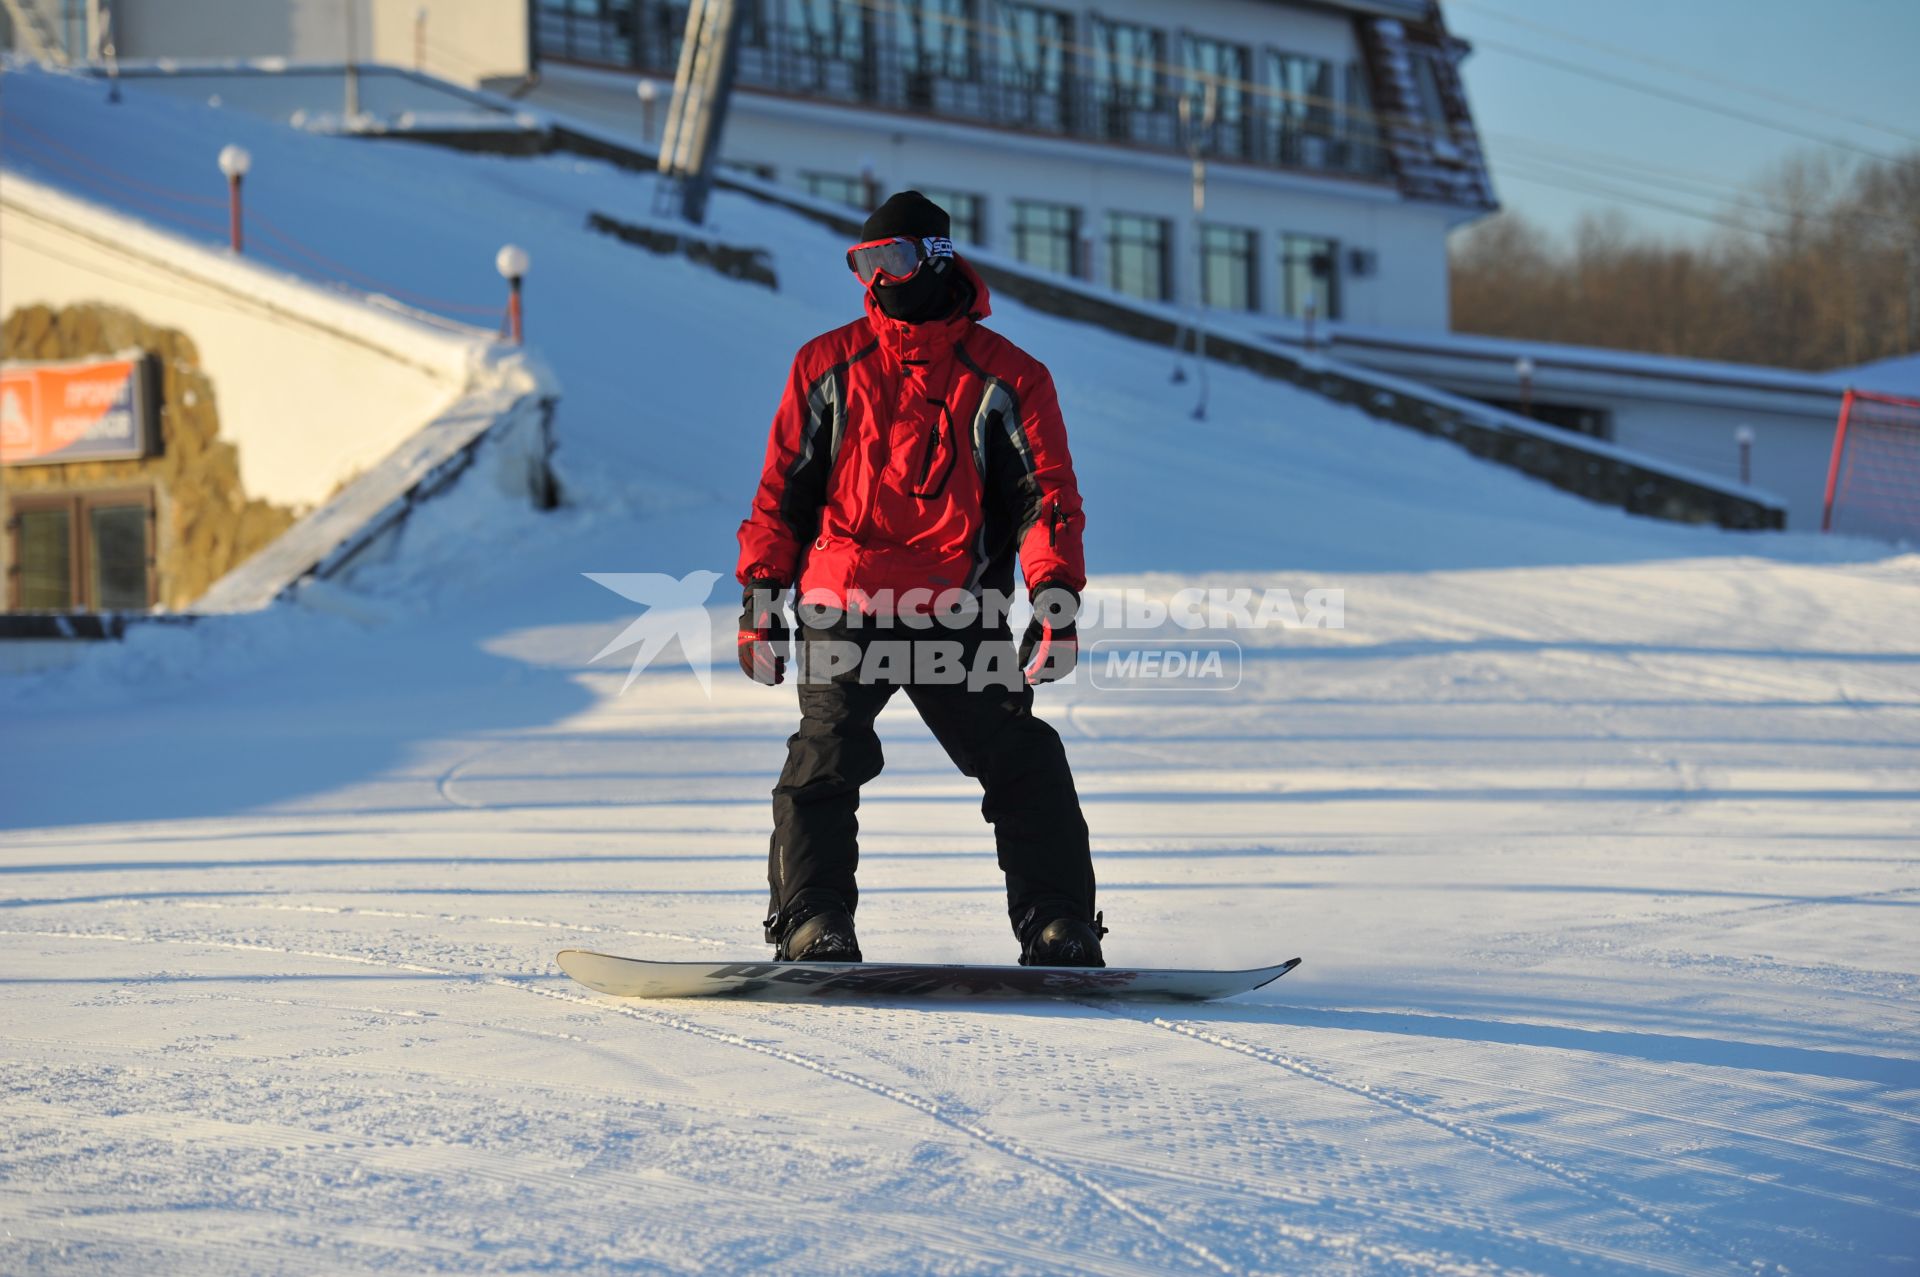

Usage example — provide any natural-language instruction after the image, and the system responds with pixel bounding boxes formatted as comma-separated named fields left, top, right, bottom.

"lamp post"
left=859, top=155, right=879, bottom=211
left=218, top=145, right=251, bottom=253
left=1515, top=355, right=1536, bottom=418
left=497, top=244, right=529, bottom=344
left=637, top=80, right=660, bottom=146
left=96, top=1, right=121, bottom=104
left=414, top=5, right=429, bottom=71
left=343, top=0, right=361, bottom=120
left=1174, top=82, right=1217, bottom=419
left=1735, top=423, right=1754, bottom=486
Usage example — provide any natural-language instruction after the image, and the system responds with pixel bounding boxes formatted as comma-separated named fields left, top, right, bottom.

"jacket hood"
left=863, top=256, right=992, bottom=363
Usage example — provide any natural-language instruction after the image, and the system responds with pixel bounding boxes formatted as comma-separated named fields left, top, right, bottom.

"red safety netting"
left=1822, top=389, right=1920, bottom=543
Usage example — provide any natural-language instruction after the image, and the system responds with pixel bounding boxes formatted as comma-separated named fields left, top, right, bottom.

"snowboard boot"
left=1018, top=911, right=1107, bottom=968
left=769, top=895, right=863, bottom=963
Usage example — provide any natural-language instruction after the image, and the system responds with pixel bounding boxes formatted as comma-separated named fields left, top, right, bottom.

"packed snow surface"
left=2, top=66, right=1917, bottom=1274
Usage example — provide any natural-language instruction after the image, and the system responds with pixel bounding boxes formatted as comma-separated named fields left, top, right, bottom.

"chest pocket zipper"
left=908, top=400, right=957, bottom=500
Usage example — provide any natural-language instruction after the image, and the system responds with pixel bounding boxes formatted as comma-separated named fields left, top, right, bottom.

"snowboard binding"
left=768, top=894, right=863, bottom=963
left=1018, top=911, right=1108, bottom=968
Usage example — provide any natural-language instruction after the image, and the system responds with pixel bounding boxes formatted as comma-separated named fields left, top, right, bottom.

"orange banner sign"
left=1, top=354, right=152, bottom=467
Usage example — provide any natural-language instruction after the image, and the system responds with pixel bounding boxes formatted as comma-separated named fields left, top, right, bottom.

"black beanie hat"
left=862, top=190, right=950, bottom=243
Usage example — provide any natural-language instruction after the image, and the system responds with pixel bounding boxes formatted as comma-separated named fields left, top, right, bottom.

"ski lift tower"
left=653, top=0, right=745, bottom=225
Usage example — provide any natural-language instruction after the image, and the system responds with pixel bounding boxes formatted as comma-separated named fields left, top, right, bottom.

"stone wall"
left=2, top=303, right=297, bottom=610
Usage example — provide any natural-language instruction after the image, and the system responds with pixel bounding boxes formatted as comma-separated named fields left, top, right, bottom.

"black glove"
left=738, top=580, right=789, bottom=685
left=1019, top=582, right=1079, bottom=685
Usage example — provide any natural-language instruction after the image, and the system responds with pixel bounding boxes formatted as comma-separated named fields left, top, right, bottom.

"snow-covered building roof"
left=1826, top=351, right=1920, bottom=400
left=1281, top=322, right=1851, bottom=527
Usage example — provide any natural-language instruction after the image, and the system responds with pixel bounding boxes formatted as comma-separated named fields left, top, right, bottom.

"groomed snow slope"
left=2, top=66, right=1918, bottom=1275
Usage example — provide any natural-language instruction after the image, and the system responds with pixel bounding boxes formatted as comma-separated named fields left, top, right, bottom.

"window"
left=634, top=1, right=691, bottom=69
left=917, top=188, right=986, bottom=245
left=777, top=0, right=869, bottom=95
left=1265, top=49, right=1336, bottom=168
left=1175, top=32, right=1251, bottom=153
left=996, top=2, right=1073, bottom=98
left=780, top=0, right=863, bottom=62
left=1089, top=17, right=1162, bottom=113
left=1105, top=212, right=1170, bottom=302
left=1010, top=199, right=1080, bottom=277
left=534, top=0, right=640, bottom=66
left=1411, top=48, right=1448, bottom=121
left=898, top=0, right=975, bottom=82
left=1200, top=224, right=1258, bottom=311
left=7, top=489, right=153, bottom=612
left=1278, top=233, right=1339, bottom=320
left=12, top=504, right=71, bottom=611
left=801, top=171, right=866, bottom=207
left=1341, top=62, right=1387, bottom=175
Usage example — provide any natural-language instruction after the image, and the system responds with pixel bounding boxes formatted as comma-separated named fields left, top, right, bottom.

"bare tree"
left=1450, top=147, right=1920, bottom=371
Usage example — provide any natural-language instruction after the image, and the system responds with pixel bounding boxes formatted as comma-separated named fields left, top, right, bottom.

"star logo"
left=585, top=570, right=725, bottom=695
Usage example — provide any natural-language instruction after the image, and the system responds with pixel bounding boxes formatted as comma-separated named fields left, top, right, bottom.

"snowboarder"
left=736, top=191, right=1105, bottom=968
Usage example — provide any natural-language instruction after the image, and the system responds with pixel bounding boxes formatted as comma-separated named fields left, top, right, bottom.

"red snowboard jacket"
left=736, top=260, right=1085, bottom=612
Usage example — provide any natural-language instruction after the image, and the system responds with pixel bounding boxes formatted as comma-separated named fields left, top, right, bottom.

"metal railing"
left=533, top=1, right=1391, bottom=181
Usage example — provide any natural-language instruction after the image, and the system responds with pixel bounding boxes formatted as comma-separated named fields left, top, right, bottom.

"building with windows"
left=527, top=0, right=1496, bottom=330
left=5, top=0, right=1493, bottom=329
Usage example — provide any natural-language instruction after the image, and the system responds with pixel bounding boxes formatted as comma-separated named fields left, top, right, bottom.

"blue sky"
left=1443, top=0, right=1920, bottom=244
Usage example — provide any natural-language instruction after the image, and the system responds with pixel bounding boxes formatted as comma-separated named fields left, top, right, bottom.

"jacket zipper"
left=1047, top=500, right=1061, bottom=548
left=911, top=418, right=940, bottom=491
left=909, top=399, right=957, bottom=499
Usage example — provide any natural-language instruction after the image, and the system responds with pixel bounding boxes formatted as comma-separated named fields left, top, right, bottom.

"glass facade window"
left=1011, top=199, right=1080, bottom=277
left=802, top=171, right=866, bottom=207
left=1089, top=17, right=1162, bottom=112
left=1200, top=224, right=1258, bottom=312
left=897, top=0, right=975, bottom=81
left=534, top=0, right=643, bottom=66
left=1266, top=49, right=1336, bottom=168
left=532, top=4, right=1425, bottom=192
left=1278, top=233, right=1340, bottom=320
left=780, top=0, right=864, bottom=63
left=1181, top=33, right=1252, bottom=156
left=1342, top=62, right=1387, bottom=176
left=1105, top=212, right=1170, bottom=303
left=767, top=0, right=870, bottom=97
left=996, top=2, right=1073, bottom=98
left=1412, top=48, right=1448, bottom=121
left=917, top=188, right=986, bottom=245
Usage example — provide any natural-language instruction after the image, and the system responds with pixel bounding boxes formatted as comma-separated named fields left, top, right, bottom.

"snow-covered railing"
left=195, top=350, right=557, bottom=613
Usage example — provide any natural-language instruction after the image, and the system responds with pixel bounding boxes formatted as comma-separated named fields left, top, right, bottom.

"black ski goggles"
left=846, top=234, right=955, bottom=285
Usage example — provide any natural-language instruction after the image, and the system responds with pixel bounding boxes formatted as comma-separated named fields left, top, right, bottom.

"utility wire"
left=1466, top=31, right=1920, bottom=172
left=1493, top=158, right=1793, bottom=242
left=1449, top=0, right=1920, bottom=148
left=1491, top=136, right=1914, bottom=233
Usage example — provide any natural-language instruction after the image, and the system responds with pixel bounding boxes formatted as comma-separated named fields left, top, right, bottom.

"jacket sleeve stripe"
left=773, top=339, right=879, bottom=549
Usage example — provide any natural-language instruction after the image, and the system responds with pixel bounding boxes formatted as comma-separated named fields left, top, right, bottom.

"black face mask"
left=872, top=260, right=957, bottom=323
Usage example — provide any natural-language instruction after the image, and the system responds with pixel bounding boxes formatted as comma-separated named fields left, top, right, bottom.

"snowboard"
left=556, top=949, right=1301, bottom=1002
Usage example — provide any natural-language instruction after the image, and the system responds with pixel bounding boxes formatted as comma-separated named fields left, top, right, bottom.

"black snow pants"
left=765, top=615, right=1095, bottom=942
